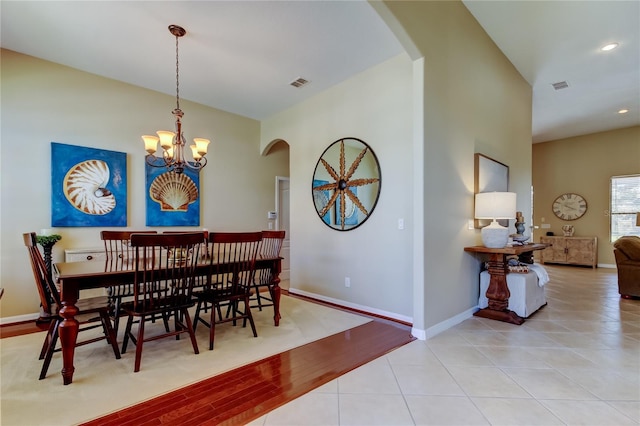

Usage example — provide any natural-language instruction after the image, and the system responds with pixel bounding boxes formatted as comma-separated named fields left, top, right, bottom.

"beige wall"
left=0, top=49, right=289, bottom=319
left=532, top=126, right=640, bottom=266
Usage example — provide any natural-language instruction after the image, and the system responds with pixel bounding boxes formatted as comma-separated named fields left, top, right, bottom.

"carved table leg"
left=58, top=287, right=80, bottom=385
left=474, top=252, right=524, bottom=325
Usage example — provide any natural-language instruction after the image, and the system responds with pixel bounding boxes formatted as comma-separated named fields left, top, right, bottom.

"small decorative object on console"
left=511, top=210, right=529, bottom=245
left=562, top=225, right=574, bottom=237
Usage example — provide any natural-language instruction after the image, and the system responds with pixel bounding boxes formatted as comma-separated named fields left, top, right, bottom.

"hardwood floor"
left=0, top=297, right=415, bottom=426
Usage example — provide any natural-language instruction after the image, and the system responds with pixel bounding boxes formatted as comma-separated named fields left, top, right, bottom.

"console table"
left=464, top=243, right=548, bottom=325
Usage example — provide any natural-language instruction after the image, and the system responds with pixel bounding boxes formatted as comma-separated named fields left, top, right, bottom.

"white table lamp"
left=475, top=192, right=517, bottom=248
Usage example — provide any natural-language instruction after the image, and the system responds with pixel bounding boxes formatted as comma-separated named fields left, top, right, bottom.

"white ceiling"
left=2, top=1, right=638, bottom=144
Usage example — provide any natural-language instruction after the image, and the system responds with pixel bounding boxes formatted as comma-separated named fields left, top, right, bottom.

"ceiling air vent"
left=552, top=81, right=569, bottom=90
left=290, top=77, right=309, bottom=88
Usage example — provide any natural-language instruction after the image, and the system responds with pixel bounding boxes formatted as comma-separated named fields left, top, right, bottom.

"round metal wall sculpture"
left=312, top=137, right=381, bottom=231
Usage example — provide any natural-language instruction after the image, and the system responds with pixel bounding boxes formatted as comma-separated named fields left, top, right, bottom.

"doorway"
left=276, top=176, right=290, bottom=284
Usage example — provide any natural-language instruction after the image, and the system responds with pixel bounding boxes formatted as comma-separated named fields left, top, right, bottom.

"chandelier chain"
left=175, top=33, right=180, bottom=110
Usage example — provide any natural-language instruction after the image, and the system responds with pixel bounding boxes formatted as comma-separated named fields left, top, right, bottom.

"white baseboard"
left=288, top=287, right=477, bottom=341
left=288, top=287, right=412, bottom=325
left=1, top=312, right=39, bottom=326
left=598, top=263, right=616, bottom=269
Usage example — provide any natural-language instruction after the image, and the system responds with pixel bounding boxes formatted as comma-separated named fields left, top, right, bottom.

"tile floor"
left=251, top=265, right=640, bottom=425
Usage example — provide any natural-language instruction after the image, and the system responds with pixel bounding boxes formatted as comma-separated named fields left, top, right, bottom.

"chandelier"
left=142, top=25, right=209, bottom=174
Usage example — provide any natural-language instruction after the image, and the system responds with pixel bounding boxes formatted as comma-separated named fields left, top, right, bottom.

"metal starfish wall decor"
left=312, top=138, right=380, bottom=230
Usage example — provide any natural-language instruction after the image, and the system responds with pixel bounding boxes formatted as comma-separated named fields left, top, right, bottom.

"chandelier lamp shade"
left=142, top=25, right=210, bottom=174
left=475, top=192, right=517, bottom=248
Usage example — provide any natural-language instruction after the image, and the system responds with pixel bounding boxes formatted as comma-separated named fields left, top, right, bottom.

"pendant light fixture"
left=142, top=25, right=209, bottom=174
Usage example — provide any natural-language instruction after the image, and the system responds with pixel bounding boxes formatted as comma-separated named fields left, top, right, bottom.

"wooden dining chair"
left=101, top=230, right=158, bottom=335
left=120, top=232, right=204, bottom=372
left=251, top=230, right=286, bottom=311
left=193, top=232, right=262, bottom=350
left=23, top=232, right=121, bottom=379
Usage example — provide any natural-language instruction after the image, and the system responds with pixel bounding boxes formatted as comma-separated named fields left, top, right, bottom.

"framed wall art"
left=51, top=142, right=127, bottom=227
left=474, top=153, right=509, bottom=228
left=145, top=158, right=200, bottom=226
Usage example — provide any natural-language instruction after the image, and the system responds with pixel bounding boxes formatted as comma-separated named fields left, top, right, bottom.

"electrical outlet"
left=398, top=218, right=404, bottom=230
left=345, top=277, right=351, bottom=288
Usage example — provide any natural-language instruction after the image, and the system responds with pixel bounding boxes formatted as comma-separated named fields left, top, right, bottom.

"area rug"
left=1, top=296, right=371, bottom=426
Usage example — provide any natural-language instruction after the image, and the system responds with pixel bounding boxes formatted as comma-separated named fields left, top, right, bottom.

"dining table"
left=53, top=255, right=282, bottom=385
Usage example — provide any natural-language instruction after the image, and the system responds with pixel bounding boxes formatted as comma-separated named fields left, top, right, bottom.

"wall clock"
left=552, top=193, right=587, bottom=221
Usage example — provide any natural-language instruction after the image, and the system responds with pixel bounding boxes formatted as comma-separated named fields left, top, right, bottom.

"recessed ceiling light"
left=601, top=43, right=619, bottom=51
left=618, top=109, right=629, bottom=114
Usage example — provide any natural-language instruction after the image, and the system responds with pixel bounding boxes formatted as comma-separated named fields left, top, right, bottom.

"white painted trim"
left=423, top=307, right=476, bottom=340
left=275, top=176, right=290, bottom=231
left=598, top=263, right=616, bottom=269
left=1, top=312, right=39, bottom=325
left=288, top=288, right=413, bottom=325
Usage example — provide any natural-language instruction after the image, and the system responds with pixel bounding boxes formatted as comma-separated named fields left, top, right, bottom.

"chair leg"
left=133, top=315, right=145, bottom=373
left=255, top=285, right=263, bottom=311
left=112, top=297, right=122, bottom=336
left=244, top=297, right=258, bottom=337
left=182, top=308, right=199, bottom=355
left=121, top=315, right=134, bottom=354
left=208, top=305, right=217, bottom=351
left=39, top=320, right=57, bottom=360
left=39, top=320, right=60, bottom=380
left=100, top=311, right=121, bottom=359
left=194, top=299, right=203, bottom=332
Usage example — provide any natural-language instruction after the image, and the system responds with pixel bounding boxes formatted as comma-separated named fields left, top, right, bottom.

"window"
left=610, top=174, right=640, bottom=242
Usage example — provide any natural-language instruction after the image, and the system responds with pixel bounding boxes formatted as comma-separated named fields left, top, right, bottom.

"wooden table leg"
left=58, top=286, right=80, bottom=385
left=474, top=252, right=524, bottom=325
left=271, top=258, right=282, bottom=326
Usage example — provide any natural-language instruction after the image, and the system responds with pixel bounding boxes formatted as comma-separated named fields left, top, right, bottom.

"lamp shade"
left=475, top=192, right=517, bottom=220
left=475, top=192, right=517, bottom=248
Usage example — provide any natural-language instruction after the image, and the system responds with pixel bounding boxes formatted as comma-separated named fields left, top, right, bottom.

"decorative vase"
left=562, top=225, right=574, bottom=237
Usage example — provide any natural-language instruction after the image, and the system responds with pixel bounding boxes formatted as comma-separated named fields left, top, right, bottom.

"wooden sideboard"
left=539, top=236, right=597, bottom=269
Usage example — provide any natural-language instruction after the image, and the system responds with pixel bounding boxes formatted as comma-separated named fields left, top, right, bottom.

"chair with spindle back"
left=120, top=232, right=204, bottom=372
left=193, top=232, right=262, bottom=350
left=23, top=232, right=121, bottom=379
left=101, top=230, right=158, bottom=335
left=251, top=230, right=286, bottom=311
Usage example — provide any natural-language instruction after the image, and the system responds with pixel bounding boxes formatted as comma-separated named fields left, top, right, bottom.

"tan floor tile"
left=503, top=368, right=598, bottom=400
left=392, top=363, right=465, bottom=396
left=338, top=394, right=414, bottom=426
left=471, top=397, right=564, bottom=425
left=405, top=395, right=489, bottom=425
left=338, top=357, right=401, bottom=394
left=446, top=366, right=531, bottom=398
left=540, top=399, right=638, bottom=425
left=264, top=393, right=339, bottom=425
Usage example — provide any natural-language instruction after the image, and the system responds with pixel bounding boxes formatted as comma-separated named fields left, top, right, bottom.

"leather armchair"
left=613, top=236, right=640, bottom=299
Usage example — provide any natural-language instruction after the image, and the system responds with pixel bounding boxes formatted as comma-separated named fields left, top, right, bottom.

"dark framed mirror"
left=312, top=137, right=381, bottom=231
